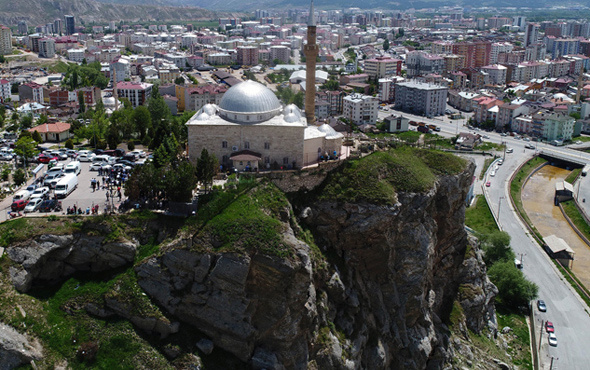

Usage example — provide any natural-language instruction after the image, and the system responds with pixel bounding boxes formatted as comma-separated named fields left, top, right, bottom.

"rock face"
left=0, top=323, right=43, bottom=369
left=134, top=160, right=496, bottom=368
left=7, top=234, right=137, bottom=292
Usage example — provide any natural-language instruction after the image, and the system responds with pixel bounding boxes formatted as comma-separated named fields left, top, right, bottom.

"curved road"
left=378, top=107, right=590, bottom=368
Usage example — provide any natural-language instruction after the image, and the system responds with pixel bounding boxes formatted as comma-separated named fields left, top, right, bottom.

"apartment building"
left=18, top=82, right=44, bottom=104
left=496, top=102, right=529, bottom=131
left=116, top=81, right=153, bottom=108
left=490, top=42, right=513, bottom=64
left=186, top=84, right=228, bottom=111
left=394, top=80, right=448, bottom=117
left=364, top=57, right=402, bottom=78
left=237, top=46, right=259, bottom=66
left=473, top=97, right=503, bottom=123
left=38, top=39, right=55, bottom=58
left=406, top=51, right=444, bottom=77
left=542, top=112, right=575, bottom=141
left=480, top=64, right=508, bottom=85
left=452, top=41, right=491, bottom=69
left=316, top=90, right=345, bottom=115
left=0, top=79, right=10, bottom=103
left=343, top=93, right=379, bottom=125
left=269, top=45, right=291, bottom=64
left=443, top=54, right=465, bottom=75
left=0, top=26, right=12, bottom=55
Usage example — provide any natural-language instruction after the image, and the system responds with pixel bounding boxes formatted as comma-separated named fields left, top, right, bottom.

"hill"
left=0, top=0, right=218, bottom=27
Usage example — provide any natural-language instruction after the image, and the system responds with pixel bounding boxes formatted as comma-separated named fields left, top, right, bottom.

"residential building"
left=316, top=90, right=345, bottom=115
left=79, top=87, right=102, bottom=108
left=452, top=41, right=491, bottom=69
left=343, top=93, right=379, bottom=125
left=0, top=79, right=10, bottom=103
left=449, top=72, right=467, bottom=89
left=54, top=19, right=62, bottom=35
left=447, top=90, right=480, bottom=112
left=28, top=122, right=71, bottom=142
left=480, top=65, right=508, bottom=85
left=18, top=21, right=28, bottom=35
left=513, top=16, right=526, bottom=31
left=551, top=38, right=580, bottom=59
left=383, top=114, right=409, bottom=133
left=237, top=46, right=259, bottom=66
left=473, top=97, right=502, bottom=123
left=269, top=45, right=291, bottom=64
left=364, top=57, right=402, bottom=78
left=512, top=115, right=533, bottom=134
left=496, top=102, right=529, bottom=131
left=490, top=42, right=513, bottom=64
left=443, top=54, right=465, bottom=75
left=406, top=51, right=444, bottom=77
left=0, top=26, right=11, bottom=55
left=49, top=89, right=77, bottom=107
left=64, top=15, right=75, bottom=36
left=67, top=48, right=85, bottom=63
left=110, top=57, right=131, bottom=84
left=38, top=38, right=55, bottom=58
left=524, top=23, right=540, bottom=48
left=186, top=84, right=228, bottom=111
left=394, top=80, right=448, bottom=117
left=314, top=100, right=329, bottom=120
left=18, top=82, right=44, bottom=104
left=542, top=112, right=575, bottom=141
left=116, top=81, right=153, bottom=108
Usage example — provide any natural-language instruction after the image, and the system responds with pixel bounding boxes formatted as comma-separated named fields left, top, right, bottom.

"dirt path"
left=522, top=165, right=590, bottom=289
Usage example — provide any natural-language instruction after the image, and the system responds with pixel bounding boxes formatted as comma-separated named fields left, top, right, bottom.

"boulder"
left=0, top=323, right=43, bottom=369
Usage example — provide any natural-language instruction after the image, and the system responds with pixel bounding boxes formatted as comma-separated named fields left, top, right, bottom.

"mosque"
left=186, top=0, right=344, bottom=171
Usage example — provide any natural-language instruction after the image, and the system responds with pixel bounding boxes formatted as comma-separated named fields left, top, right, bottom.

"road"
left=476, top=131, right=590, bottom=370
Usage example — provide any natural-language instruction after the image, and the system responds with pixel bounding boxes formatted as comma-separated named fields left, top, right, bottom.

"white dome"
left=283, top=104, right=303, bottom=123
left=318, top=123, right=344, bottom=139
left=218, top=80, right=282, bottom=115
left=194, top=104, right=218, bottom=121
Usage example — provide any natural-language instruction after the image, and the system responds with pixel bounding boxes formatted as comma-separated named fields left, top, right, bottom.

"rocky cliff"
left=1, top=148, right=498, bottom=369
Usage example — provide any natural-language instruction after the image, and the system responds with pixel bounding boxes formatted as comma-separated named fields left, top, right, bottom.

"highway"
left=380, top=108, right=590, bottom=368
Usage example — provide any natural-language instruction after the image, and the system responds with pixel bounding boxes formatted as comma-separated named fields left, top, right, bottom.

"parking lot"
left=3, top=158, right=128, bottom=221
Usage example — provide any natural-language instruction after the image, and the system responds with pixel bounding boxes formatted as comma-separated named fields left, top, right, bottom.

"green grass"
left=509, top=156, right=547, bottom=240
left=197, top=182, right=293, bottom=258
left=565, top=168, right=581, bottom=184
left=574, top=136, right=590, bottom=142
left=393, top=131, right=421, bottom=143
left=465, top=195, right=500, bottom=234
left=319, top=147, right=467, bottom=205
left=561, top=200, right=590, bottom=240
left=478, top=142, right=505, bottom=151
left=479, top=158, right=494, bottom=180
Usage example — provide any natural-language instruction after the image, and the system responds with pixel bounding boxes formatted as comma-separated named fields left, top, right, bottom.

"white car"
left=90, top=162, right=104, bottom=171
left=129, top=150, right=146, bottom=158
left=24, top=198, right=43, bottom=213
left=30, top=187, right=50, bottom=199
left=113, top=163, right=132, bottom=171
left=78, top=153, right=95, bottom=162
left=548, top=332, right=557, bottom=346
left=506, top=148, right=513, bottom=153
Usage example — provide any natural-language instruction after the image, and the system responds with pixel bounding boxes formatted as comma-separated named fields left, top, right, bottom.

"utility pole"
left=550, top=356, right=558, bottom=370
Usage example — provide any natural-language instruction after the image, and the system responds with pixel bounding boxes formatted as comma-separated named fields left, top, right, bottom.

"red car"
left=38, top=155, right=56, bottom=164
left=545, top=321, right=554, bottom=333
left=11, top=199, right=29, bottom=211
left=486, top=181, right=491, bottom=187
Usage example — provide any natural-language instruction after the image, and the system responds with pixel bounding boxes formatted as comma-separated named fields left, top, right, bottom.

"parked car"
left=548, top=332, right=557, bottom=347
left=537, top=300, right=547, bottom=312
left=30, top=186, right=50, bottom=200
left=506, top=148, right=513, bottom=153
left=113, top=163, right=132, bottom=172
left=24, top=198, right=43, bottom=213
left=486, top=181, right=491, bottom=187
left=114, top=148, right=126, bottom=157
left=121, top=153, right=137, bottom=162
left=545, top=321, right=554, bottom=333
left=38, top=199, right=62, bottom=212
left=78, top=153, right=96, bottom=162
left=525, top=144, right=535, bottom=149
left=26, top=184, right=38, bottom=193
left=11, top=199, right=29, bottom=211
left=129, top=149, right=146, bottom=158
left=115, top=159, right=135, bottom=167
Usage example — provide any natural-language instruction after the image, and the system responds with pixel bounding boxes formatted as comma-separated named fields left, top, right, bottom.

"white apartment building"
left=0, top=26, right=11, bottom=55
left=394, top=80, right=448, bottom=117
left=269, top=45, right=291, bottom=64
left=38, top=39, right=55, bottom=58
left=364, top=57, right=401, bottom=79
left=0, top=79, right=10, bottom=103
left=67, top=48, right=86, bottom=63
left=490, top=42, right=513, bottom=64
left=480, top=64, right=508, bottom=85
left=405, top=51, right=445, bottom=77
left=110, top=57, right=131, bottom=84
left=116, top=81, right=153, bottom=108
left=343, top=93, right=379, bottom=125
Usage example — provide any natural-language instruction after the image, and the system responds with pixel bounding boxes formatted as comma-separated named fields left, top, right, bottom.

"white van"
left=13, top=189, right=31, bottom=202
left=92, top=155, right=113, bottom=165
left=54, top=174, right=78, bottom=198
left=64, top=161, right=81, bottom=176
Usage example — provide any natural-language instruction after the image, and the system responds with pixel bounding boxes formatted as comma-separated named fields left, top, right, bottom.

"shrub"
left=64, top=138, right=74, bottom=149
left=127, top=141, right=135, bottom=151
left=13, top=168, right=25, bottom=186
left=488, top=260, right=538, bottom=308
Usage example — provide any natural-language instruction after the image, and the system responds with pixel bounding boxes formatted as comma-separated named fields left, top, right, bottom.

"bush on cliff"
left=488, top=261, right=538, bottom=308
left=319, top=147, right=467, bottom=205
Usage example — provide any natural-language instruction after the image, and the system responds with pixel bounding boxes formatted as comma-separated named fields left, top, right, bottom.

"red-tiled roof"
left=28, top=122, right=71, bottom=134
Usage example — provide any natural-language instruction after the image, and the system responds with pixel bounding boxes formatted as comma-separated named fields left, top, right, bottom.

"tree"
left=13, top=169, right=26, bottom=186
left=383, top=39, right=390, bottom=52
left=65, top=138, right=74, bottom=149
left=78, top=91, right=86, bottom=113
left=174, top=76, right=185, bottom=85
left=165, top=161, right=197, bottom=202
left=31, top=130, right=43, bottom=144
left=196, top=149, right=217, bottom=192
left=13, top=136, right=38, bottom=168
left=482, top=231, right=513, bottom=265
left=488, top=261, right=538, bottom=308
left=20, top=115, right=33, bottom=130
left=37, top=114, right=48, bottom=125
left=133, top=105, right=151, bottom=140
left=152, top=144, right=171, bottom=168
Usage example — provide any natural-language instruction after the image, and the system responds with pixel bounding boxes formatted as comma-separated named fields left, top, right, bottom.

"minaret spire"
left=304, top=0, right=318, bottom=124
